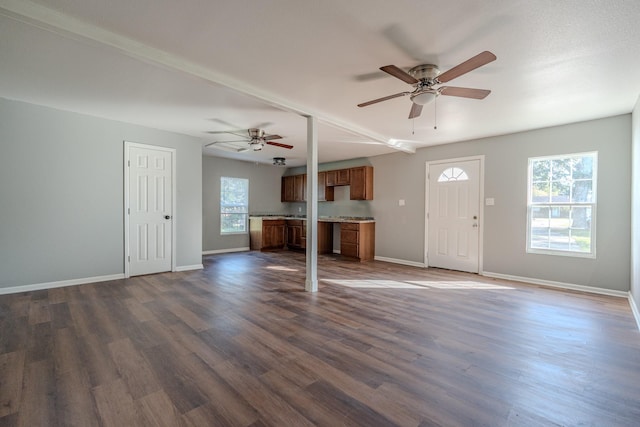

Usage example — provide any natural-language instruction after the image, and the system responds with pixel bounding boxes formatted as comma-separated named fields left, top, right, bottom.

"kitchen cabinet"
left=340, top=222, right=375, bottom=261
left=250, top=218, right=286, bottom=250
left=281, top=176, right=295, bottom=202
left=349, top=166, right=374, bottom=200
left=282, top=172, right=334, bottom=202
left=294, top=174, right=306, bottom=201
left=318, top=171, right=334, bottom=202
left=326, top=169, right=350, bottom=186
left=287, top=219, right=334, bottom=253
left=286, top=220, right=304, bottom=249
left=281, top=174, right=306, bottom=202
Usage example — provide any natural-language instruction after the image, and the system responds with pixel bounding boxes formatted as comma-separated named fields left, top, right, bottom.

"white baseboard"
left=202, top=247, right=250, bottom=255
left=482, top=271, right=628, bottom=298
left=0, top=273, right=126, bottom=295
left=629, top=294, right=640, bottom=331
left=374, top=256, right=426, bottom=268
left=175, top=264, right=204, bottom=272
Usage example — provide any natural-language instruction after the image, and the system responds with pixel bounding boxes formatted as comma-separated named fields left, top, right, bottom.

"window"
left=220, top=177, right=248, bottom=234
left=527, top=152, right=597, bottom=257
left=437, top=167, right=469, bottom=182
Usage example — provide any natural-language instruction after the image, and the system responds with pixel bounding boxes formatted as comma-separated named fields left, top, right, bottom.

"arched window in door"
left=437, top=167, right=469, bottom=182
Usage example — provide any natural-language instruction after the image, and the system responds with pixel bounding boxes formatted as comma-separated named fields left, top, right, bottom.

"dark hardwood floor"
left=1, top=251, right=639, bottom=426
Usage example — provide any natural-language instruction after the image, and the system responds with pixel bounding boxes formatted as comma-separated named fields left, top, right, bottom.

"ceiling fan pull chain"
left=434, top=96, right=438, bottom=130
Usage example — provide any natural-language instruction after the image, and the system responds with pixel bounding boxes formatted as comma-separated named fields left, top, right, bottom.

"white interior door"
left=427, top=159, right=481, bottom=273
left=126, top=144, right=174, bottom=276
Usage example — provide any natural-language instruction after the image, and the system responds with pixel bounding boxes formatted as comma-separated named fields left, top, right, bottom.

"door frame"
left=124, top=141, right=177, bottom=278
left=424, top=155, right=485, bottom=273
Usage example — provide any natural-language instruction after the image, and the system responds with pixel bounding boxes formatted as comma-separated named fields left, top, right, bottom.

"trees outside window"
left=527, top=152, right=597, bottom=257
left=220, top=177, right=248, bottom=234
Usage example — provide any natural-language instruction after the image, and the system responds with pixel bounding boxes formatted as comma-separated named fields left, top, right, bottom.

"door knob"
left=164, top=215, right=171, bottom=220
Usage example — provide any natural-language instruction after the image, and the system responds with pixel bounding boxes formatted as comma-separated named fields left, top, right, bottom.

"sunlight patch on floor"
left=407, top=280, right=514, bottom=290
left=265, top=265, right=300, bottom=272
left=322, top=279, right=514, bottom=290
left=322, top=279, right=427, bottom=289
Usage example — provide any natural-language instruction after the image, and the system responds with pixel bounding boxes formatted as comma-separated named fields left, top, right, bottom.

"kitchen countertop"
left=249, top=215, right=375, bottom=223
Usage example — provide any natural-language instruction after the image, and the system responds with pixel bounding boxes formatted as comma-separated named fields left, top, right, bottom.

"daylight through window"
left=220, top=177, right=249, bottom=234
left=527, top=152, right=597, bottom=257
left=437, top=167, right=469, bottom=182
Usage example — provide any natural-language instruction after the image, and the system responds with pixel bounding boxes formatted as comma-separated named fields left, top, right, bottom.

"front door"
left=427, top=158, right=481, bottom=273
left=126, top=143, right=174, bottom=276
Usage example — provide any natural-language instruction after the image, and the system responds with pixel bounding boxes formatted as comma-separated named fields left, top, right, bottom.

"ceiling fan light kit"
left=273, top=157, right=286, bottom=166
left=358, top=51, right=496, bottom=119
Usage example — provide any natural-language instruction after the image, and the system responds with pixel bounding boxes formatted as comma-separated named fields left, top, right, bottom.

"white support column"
left=305, top=116, right=318, bottom=292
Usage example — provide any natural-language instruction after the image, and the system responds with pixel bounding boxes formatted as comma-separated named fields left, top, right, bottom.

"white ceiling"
left=2, top=0, right=640, bottom=167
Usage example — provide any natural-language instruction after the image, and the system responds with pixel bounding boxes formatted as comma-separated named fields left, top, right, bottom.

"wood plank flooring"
left=1, top=251, right=640, bottom=426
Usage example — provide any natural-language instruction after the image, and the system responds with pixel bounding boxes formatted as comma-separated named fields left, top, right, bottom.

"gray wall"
left=0, top=98, right=202, bottom=288
left=285, top=115, right=632, bottom=292
left=632, top=97, right=640, bottom=308
left=369, top=115, right=631, bottom=291
left=202, top=156, right=285, bottom=251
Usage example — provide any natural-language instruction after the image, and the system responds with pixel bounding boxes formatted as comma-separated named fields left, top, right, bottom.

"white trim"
left=482, top=271, right=627, bottom=298
left=425, top=155, right=485, bottom=273
left=202, top=247, right=250, bottom=255
left=124, top=141, right=177, bottom=278
left=374, top=256, right=426, bottom=268
left=175, top=264, right=203, bottom=272
left=0, top=274, right=125, bottom=295
left=629, top=295, right=640, bottom=331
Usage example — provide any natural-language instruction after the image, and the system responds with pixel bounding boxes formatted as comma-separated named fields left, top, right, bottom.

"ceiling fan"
left=205, top=128, right=293, bottom=152
left=357, top=51, right=497, bottom=119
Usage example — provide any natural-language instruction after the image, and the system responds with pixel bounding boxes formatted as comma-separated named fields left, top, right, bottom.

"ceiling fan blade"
left=440, top=86, right=491, bottom=99
left=266, top=141, right=294, bottom=149
left=263, top=134, right=282, bottom=140
left=408, top=103, right=423, bottom=119
left=358, top=92, right=410, bottom=107
left=380, top=65, right=418, bottom=84
left=204, top=139, right=249, bottom=147
left=437, top=51, right=496, bottom=83
left=205, top=129, right=248, bottom=138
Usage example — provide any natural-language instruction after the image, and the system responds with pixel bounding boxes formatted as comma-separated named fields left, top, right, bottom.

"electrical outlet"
left=399, top=199, right=405, bottom=206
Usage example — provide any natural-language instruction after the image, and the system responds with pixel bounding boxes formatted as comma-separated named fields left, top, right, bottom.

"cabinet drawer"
left=264, top=220, right=285, bottom=226
left=286, top=220, right=303, bottom=226
left=340, top=222, right=360, bottom=231
left=341, top=229, right=359, bottom=244
left=340, top=242, right=359, bottom=258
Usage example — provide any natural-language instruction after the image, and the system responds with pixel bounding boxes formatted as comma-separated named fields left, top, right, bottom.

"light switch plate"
left=399, top=199, right=405, bottom=206
left=485, top=198, right=495, bottom=206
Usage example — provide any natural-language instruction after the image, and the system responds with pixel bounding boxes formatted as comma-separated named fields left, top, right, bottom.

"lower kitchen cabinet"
left=250, top=218, right=286, bottom=250
left=340, top=222, right=375, bottom=261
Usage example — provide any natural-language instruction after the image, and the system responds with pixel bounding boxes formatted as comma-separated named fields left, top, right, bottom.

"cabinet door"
left=349, top=166, right=373, bottom=200
left=317, top=171, right=334, bottom=202
left=263, top=221, right=286, bottom=249
left=281, top=176, right=295, bottom=202
left=294, top=174, right=306, bottom=201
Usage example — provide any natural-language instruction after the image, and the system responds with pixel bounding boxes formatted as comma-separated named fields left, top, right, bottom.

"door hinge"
left=128, top=256, right=130, bottom=262
left=128, top=208, right=130, bottom=215
left=128, top=160, right=130, bottom=167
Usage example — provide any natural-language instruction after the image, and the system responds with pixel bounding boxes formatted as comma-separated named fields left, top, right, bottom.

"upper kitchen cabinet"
left=349, top=166, right=373, bottom=200
left=282, top=172, right=334, bottom=202
left=281, top=174, right=306, bottom=202
left=281, top=166, right=372, bottom=202
left=326, top=169, right=350, bottom=186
